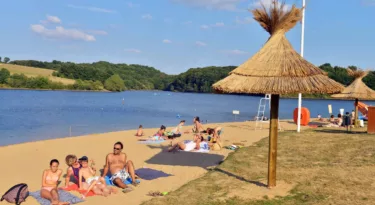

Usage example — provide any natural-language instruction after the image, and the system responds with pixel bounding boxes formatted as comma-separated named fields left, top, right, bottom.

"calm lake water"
left=0, top=90, right=374, bottom=146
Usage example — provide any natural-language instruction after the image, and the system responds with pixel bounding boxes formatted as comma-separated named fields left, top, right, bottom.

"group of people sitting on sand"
left=41, top=141, right=138, bottom=205
left=40, top=117, right=224, bottom=204
left=318, top=111, right=359, bottom=128
left=136, top=116, right=223, bottom=152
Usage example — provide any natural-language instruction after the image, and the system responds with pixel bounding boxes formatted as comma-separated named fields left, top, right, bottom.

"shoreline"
left=0, top=121, right=300, bottom=205
left=0, top=88, right=370, bottom=102
left=0, top=119, right=289, bottom=148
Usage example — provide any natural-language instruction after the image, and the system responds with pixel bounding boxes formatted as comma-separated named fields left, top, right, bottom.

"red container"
left=293, top=107, right=310, bottom=126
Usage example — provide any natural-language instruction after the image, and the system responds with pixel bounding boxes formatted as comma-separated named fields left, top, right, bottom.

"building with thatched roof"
left=332, top=69, right=375, bottom=100
left=212, top=1, right=344, bottom=188
left=212, top=3, right=343, bottom=95
left=332, top=69, right=375, bottom=126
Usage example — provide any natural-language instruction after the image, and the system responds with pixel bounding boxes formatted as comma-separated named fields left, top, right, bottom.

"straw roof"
left=331, top=69, right=375, bottom=100
left=212, top=1, right=344, bottom=94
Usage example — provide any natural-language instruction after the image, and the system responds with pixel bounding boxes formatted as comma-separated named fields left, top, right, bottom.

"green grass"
left=142, top=128, right=375, bottom=205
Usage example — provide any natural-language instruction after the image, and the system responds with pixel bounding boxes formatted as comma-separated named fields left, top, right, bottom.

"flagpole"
left=297, top=0, right=306, bottom=133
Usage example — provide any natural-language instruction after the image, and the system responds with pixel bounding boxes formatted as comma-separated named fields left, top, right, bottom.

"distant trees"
left=3, top=57, right=10, bottom=63
left=0, top=57, right=2, bottom=62
left=104, top=74, right=126, bottom=91
left=3, top=59, right=375, bottom=95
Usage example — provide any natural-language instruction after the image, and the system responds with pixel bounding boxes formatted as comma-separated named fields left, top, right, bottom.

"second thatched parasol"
left=332, top=68, right=375, bottom=126
left=212, top=1, right=344, bottom=188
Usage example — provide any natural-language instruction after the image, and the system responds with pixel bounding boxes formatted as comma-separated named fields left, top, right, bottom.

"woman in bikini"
left=41, top=159, right=69, bottom=205
left=192, top=117, right=204, bottom=133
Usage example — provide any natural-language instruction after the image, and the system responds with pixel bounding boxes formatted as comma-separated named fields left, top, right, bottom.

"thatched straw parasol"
left=332, top=68, right=375, bottom=126
left=212, top=1, right=344, bottom=188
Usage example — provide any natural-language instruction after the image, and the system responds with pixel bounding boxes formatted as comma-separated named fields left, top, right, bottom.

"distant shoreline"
left=0, top=87, right=366, bottom=101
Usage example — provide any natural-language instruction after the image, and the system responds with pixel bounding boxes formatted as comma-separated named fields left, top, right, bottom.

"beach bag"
left=1, top=183, right=29, bottom=205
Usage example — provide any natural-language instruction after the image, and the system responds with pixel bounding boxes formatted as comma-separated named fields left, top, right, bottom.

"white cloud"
left=46, top=15, right=61, bottom=24
left=212, top=22, right=225, bottom=27
left=67, top=4, right=116, bottom=13
left=170, top=0, right=243, bottom=11
left=221, top=49, right=248, bottom=55
left=142, top=14, right=153, bottom=20
left=200, top=25, right=210, bottom=30
left=125, top=49, right=141, bottom=53
left=86, top=30, right=108, bottom=35
left=163, top=39, right=172, bottom=43
left=182, top=21, right=193, bottom=25
left=235, top=16, right=253, bottom=24
left=31, top=24, right=95, bottom=42
left=127, top=2, right=140, bottom=8
left=195, top=41, right=207, bottom=46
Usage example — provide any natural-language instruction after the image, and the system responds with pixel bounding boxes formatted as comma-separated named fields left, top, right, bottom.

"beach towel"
left=29, top=190, right=83, bottom=205
left=137, top=140, right=165, bottom=144
left=61, top=184, right=95, bottom=197
left=178, top=149, right=209, bottom=153
left=104, top=176, right=140, bottom=186
left=135, top=168, right=173, bottom=180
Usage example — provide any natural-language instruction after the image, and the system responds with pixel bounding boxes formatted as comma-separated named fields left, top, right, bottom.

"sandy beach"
left=0, top=120, right=302, bottom=205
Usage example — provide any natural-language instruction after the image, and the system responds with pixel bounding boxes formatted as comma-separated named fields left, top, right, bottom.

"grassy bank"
left=143, top=128, right=375, bottom=205
left=0, top=63, right=75, bottom=85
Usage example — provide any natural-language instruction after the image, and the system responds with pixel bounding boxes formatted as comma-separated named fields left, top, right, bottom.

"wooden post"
left=268, top=94, right=279, bottom=188
left=355, top=98, right=359, bottom=127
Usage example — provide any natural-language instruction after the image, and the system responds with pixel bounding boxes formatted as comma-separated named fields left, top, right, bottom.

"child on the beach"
left=135, top=125, right=144, bottom=136
left=78, top=156, right=116, bottom=199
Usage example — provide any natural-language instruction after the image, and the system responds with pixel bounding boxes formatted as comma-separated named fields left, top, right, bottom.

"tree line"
left=4, top=60, right=375, bottom=95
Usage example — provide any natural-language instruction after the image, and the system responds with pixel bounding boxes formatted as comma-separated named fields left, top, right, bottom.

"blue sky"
left=0, top=0, right=374, bottom=74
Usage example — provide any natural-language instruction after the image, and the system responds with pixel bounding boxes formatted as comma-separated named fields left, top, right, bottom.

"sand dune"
left=0, top=121, right=301, bottom=205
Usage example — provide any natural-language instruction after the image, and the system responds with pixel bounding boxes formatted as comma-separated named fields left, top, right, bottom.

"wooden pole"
left=268, top=94, right=279, bottom=188
left=355, top=98, right=359, bottom=127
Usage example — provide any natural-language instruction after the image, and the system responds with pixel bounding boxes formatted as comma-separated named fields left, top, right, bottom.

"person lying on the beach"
left=78, top=156, right=115, bottom=199
left=168, top=134, right=205, bottom=152
left=135, top=125, right=144, bottom=137
left=101, top=142, right=139, bottom=193
left=138, top=125, right=168, bottom=141
left=41, top=159, right=69, bottom=205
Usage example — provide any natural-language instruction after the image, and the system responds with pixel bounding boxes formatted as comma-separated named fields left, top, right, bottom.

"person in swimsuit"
left=102, top=142, right=139, bottom=193
left=167, top=120, right=185, bottom=138
left=192, top=117, right=204, bottom=133
left=138, top=125, right=167, bottom=141
left=78, top=156, right=115, bottom=199
left=207, top=127, right=223, bottom=151
left=64, top=155, right=90, bottom=190
left=41, top=159, right=69, bottom=205
left=135, top=125, right=144, bottom=137
left=168, top=134, right=203, bottom=152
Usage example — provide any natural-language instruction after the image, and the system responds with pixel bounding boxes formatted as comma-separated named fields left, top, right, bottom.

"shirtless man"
left=102, top=142, right=139, bottom=193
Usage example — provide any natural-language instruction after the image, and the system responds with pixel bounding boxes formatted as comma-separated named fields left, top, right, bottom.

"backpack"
left=1, top=183, right=29, bottom=205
